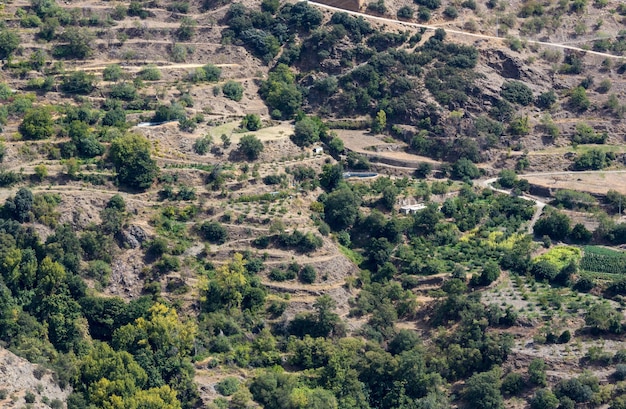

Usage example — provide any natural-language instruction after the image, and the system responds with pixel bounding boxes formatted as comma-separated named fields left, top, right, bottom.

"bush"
left=193, top=135, right=213, bottom=155
left=451, top=158, right=480, bottom=180
left=443, top=5, right=458, bottom=18
left=199, top=221, right=228, bottom=244
left=109, top=82, right=138, bottom=101
left=615, top=364, right=626, bottom=381
left=25, top=391, right=36, bottom=404
left=501, top=372, right=525, bottom=396
left=61, top=71, right=96, bottom=94
left=241, top=114, right=261, bottom=131
left=299, top=265, right=317, bottom=284
left=223, top=81, right=244, bottom=101
left=529, top=389, right=559, bottom=409
left=138, top=65, right=161, bottom=81
left=501, top=81, right=534, bottom=106
left=570, top=86, right=590, bottom=111
left=215, top=377, right=239, bottom=396
left=574, top=149, right=611, bottom=171
left=237, top=134, right=264, bottom=160
left=536, top=90, right=557, bottom=109
left=19, top=107, right=54, bottom=140
left=397, top=5, right=414, bottom=18
left=269, top=268, right=296, bottom=281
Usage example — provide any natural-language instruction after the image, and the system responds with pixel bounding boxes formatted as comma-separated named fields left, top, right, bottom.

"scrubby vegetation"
left=3, top=0, right=626, bottom=407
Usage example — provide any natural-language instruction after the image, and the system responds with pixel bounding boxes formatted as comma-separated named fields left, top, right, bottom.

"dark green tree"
left=293, top=116, right=322, bottom=147
left=54, top=27, right=93, bottom=59
left=237, top=134, right=264, bottom=160
left=451, top=159, right=480, bottom=180
left=61, top=71, right=96, bottom=95
left=324, top=188, right=361, bottom=230
left=0, top=29, right=20, bottom=59
left=534, top=210, right=571, bottom=241
left=529, top=389, right=559, bottom=409
left=528, top=359, right=547, bottom=386
left=464, top=368, right=504, bottom=409
left=108, top=134, right=158, bottom=190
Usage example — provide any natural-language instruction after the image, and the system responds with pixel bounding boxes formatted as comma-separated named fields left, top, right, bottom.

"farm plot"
left=581, top=246, right=626, bottom=275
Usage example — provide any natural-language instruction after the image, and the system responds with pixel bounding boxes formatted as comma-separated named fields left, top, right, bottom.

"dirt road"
left=308, top=1, right=626, bottom=60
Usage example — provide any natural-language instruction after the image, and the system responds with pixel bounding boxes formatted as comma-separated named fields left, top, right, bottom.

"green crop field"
left=580, top=246, right=626, bottom=274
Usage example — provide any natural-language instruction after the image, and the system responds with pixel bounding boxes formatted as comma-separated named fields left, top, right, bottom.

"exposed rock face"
left=118, top=225, right=149, bottom=249
left=0, top=347, right=71, bottom=408
left=486, top=49, right=522, bottom=80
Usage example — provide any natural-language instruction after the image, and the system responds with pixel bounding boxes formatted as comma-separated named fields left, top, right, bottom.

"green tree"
left=238, top=134, right=264, bottom=160
left=585, top=302, right=623, bottom=334
left=293, top=117, right=322, bottom=147
left=324, top=188, right=361, bottom=230
left=451, top=158, right=480, bottom=180
left=176, top=17, right=196, bottom=41
left=223, top=81, right=244, bottom=101
left=528, top=359, right=547, bottom=386
left=534, top=210, right=571, bottom=241
left=19, top=107, right=54, bottom=140
left=108, top=134, right=158, bottom=190
left=508, top=116, right=531, bottom=135
left=34, top=164, right=48, bottom=181
left=328, top=137, right=344, bottom=156
left=198, top=221, right=228, bottom=244
left=0, top=29, right=21, bottom=59
left=202, top=64, right=221, bottom=81
left=319, top=163, right=343, bottom=191
left=103, top=64, right=123, bottom=81
left=371, top=110, right=387, bottom=134
left=570, top=86, right=590, bottom=111
left=259, top=64, right=303, bottom=119
left=464, top=368, right=504, bottom=409
left=536, top=90, right=557, bottom=109
left=529, top=389, right=559, bottom=409
left=61, top=71, right=96, bottom=94
left=241, top=114, right=262, bottom=131
left=299, top=265, right=317, bottom=284
left=54, top=27, right=93, bottom=59
left=501, top=81, right=534, bottom=105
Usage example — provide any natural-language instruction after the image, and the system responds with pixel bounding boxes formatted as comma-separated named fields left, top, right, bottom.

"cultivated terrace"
left=3, top=0, right=626, bottom=408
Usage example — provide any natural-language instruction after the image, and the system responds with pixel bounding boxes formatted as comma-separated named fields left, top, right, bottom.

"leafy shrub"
left=25, top=391, right=36, bottom=404
left=109, top=82, right=138, bottom=101
left=199, top=221, right=228, bottom=244
left=138, top=65, right=161, bottom=81
left=501, top=372, right=525, bottom=395
left=299, top=265, right=317, bottom=283
left=443, top=5, right=458, bottom=18
left=223, top=81, right=244, bottom=101
left=501, top=81, right=534, bottom=105
left=61, top=71, right=96, bottom=94
left=269, top=268, right=296, bottom=281
left=215, top=377, right=239, bottom=396
left=574, top=149, right=612, bottom=170
left=193, top=135, right=213, bottom=155
left=237, top=134, right=264, bottom=160
left=241, top=114, right=261, bottom=131
left=397, top=6, right=414, bottom=18
left=569, top=86, right=590, bottom=111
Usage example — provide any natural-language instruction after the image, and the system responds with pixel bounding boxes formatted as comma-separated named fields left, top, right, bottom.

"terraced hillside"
left=3, top=0, right=626, bottom=408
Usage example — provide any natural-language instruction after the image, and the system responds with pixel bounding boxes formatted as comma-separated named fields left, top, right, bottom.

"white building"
left=399, top=204, right=427, bottom=214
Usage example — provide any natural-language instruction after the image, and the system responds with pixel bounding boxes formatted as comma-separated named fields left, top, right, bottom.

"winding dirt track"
left=308, top=1, right=626, bottom=60
left=482, top=170, right=626, bottom=234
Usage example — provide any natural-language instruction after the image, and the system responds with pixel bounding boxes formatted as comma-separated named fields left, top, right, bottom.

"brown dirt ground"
left=524, top=173, right=626, bottom=195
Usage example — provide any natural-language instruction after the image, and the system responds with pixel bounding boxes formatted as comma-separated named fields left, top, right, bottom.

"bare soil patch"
left=524, top=172, right=626, bottom=195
